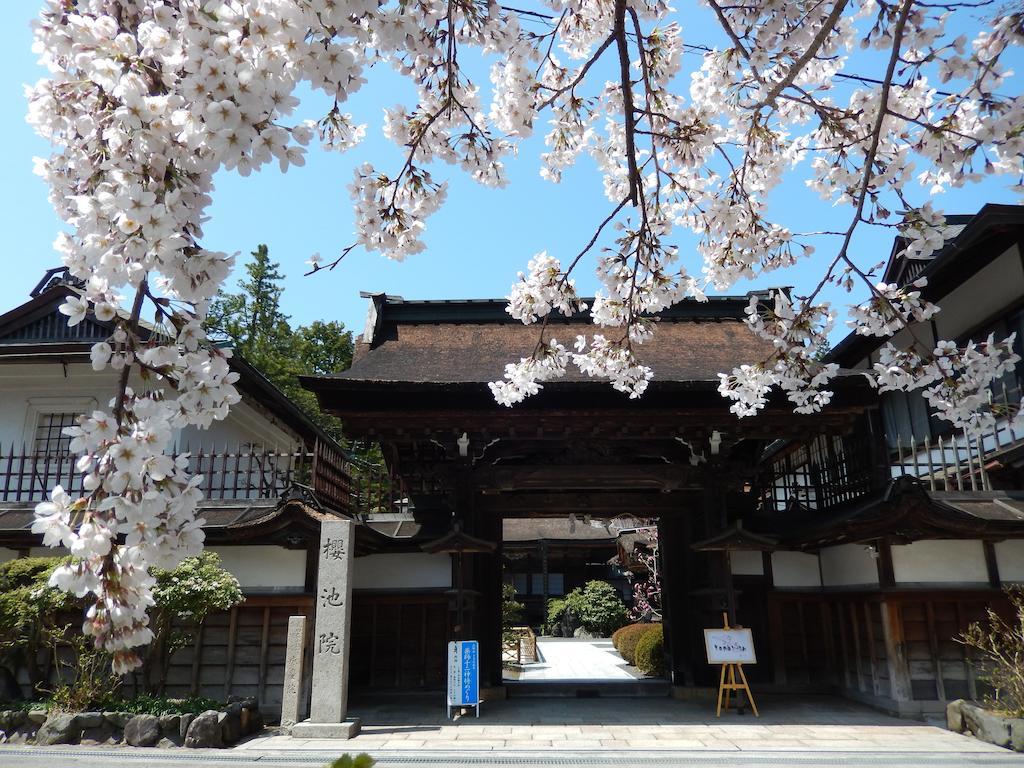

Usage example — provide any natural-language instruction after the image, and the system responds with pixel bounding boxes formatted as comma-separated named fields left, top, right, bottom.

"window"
left=33, top=412, right=77, bottom=455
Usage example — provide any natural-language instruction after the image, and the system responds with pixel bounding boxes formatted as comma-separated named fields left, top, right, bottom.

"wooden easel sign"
left=704, top=614, right=759, bottom=717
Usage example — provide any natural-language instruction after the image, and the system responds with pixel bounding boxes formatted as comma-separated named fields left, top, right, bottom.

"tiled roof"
left=336, top=317, right=774, bottom=385
left=503, top=517, right=617, bottom=543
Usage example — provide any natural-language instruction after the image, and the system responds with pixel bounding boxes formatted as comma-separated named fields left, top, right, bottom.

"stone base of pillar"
left=290, top=718, right=362, bottom=739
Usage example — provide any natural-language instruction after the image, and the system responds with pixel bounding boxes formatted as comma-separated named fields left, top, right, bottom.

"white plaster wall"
left=995, top=540, right=1024, bottom=583
left=354, top=553, right=452, bottom=590
left=29, top=547, right=68, bottom=558
left=0, top=363, right=117, bottom=448
left=0, top=361, right=300, bottom=452
left=730, top=550, right=764, bottom=576
left=933, top=244, right=1024, bottom=340
left=820, top=544, right=879, bottom=587
left=209, top=545, right=307, bottom=591
left=0, top=548, right=18, bottom=563
left=771, top=551, right=821, bottom=587
left=891, top=540, right=989, bottom=584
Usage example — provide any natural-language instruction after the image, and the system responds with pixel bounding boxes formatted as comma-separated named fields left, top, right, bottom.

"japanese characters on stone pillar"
left=309, top=519, right=355, bottom=724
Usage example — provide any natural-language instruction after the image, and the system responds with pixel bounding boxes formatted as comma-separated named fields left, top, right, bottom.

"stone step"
left=504, top=679, right=671, bottom=698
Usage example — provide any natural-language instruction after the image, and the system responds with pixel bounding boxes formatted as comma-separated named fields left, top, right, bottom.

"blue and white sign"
left=447, top=640, right=480, bottom=718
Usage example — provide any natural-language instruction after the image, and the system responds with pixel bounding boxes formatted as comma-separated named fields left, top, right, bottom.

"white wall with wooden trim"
left=770, top=551, right=821, bottom=587
left=933, top=243, right=1024, bottom=340
left=730, top=550, right=765, bottom=576
left=891, top=540, right=989, bottom=584
left=353, top=553, right=452, bottom=590
left=995, top=539, right=1024, bottom=582
left=209, top=546, right=308, bottom=592
left=820, top=544, right=879, bottom=587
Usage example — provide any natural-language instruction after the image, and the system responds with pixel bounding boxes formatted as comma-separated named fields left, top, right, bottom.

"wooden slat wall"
left=165, top=595, right=314, bottom=718
left=767, top=591, right=1006, bottom=707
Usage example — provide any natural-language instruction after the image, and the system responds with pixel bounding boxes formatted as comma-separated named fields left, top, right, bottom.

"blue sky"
left=1, top=4, right=1020, bottom=341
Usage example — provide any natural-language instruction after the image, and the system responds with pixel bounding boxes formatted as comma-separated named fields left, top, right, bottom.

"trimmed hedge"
left=615, top=623, right=657, bottom=665
left=634, top=624, right=665, bottom=677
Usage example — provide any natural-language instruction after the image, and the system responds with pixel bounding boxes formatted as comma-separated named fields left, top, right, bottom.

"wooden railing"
left=502, top=626, right=538, bottom=665
left=0, top=441, right=405, bottom=516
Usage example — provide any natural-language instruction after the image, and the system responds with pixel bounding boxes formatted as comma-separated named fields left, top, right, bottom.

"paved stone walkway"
left=508, top=637, right=642, bottom=681
left=239, top=695, right=1011, bottom=754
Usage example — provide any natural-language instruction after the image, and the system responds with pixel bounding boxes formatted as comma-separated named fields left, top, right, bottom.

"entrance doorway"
left=501, top=516, right=668, bottom=690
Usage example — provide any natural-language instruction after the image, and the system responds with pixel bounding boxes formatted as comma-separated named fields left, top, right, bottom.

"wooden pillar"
left=880, top=600, right=913, bottom=706
left=659, top=514, right=695, bottom=686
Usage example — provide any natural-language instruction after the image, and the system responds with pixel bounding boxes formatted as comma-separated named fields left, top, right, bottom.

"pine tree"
left=205, top=245, right=353, bottom=441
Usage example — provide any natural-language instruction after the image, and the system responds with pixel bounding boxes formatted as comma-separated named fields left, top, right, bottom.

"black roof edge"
left=358, top=289, right=783, bottom=326
left=828, top=203, right=1024, bottom=367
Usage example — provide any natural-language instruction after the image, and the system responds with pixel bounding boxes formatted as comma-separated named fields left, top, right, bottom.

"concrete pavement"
left=2, top=695, right=1024, bottom=767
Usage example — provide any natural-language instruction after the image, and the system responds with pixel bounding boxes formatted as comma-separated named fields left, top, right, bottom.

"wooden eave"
left=692, top=519, right=778, bottom=551
left=420, top=527, right=497, bottom=554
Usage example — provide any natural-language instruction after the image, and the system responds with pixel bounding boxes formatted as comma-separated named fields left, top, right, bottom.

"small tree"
left=0, top=557, right=75, bottom=699
left=144, top=552, right=244, bottom=694
left=958, top=587, right=1024, bottom=717
left=564, top=581, right=628, bottom=637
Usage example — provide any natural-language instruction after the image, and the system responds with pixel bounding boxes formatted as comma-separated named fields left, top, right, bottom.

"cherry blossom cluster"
left=719, top=292, right=839, bottom=416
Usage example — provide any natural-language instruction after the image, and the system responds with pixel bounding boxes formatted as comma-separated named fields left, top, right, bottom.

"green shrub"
left=611, top=624, right=629, bottom=649
left=634, top=624, right=665, bottom=677
left=328, top=755, right=375, bottom=768
left=563, top=581, right=628, bottom=637
left=546, top=598, right=567, bottom=627
left=616, top=623, right=657, bottom=664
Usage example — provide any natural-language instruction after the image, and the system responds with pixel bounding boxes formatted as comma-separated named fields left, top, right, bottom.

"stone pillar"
left=290, top=519, right=360, bottom=738
left=281, top=615, right=307, bottom=727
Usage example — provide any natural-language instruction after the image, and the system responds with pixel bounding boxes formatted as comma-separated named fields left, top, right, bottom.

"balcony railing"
left=0, top=441, right=406, bottom=517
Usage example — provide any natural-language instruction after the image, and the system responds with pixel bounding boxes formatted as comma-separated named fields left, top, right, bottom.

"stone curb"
left=0, top=696, right=263, bottom=749
left=947, top=698, right=1024, bottom=751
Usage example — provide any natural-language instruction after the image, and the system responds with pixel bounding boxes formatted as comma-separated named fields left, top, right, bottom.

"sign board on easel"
left=705, top=614, right=759, bottom=717
left=447, top=640, right=480, bottom=719
left=703, top=628, right=757, bottom=664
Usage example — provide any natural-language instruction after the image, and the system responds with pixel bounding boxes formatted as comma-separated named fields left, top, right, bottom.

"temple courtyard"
left=2, top=696, right=1022, bottom=767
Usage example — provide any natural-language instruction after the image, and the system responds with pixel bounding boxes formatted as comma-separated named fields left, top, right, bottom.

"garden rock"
left=35, top=713, right=80, bottom=745
left=946, top=699, right=966, bottom=733
left=573, top=627, right=597, bottom=639
left=1010, top=719, right=1024, bottom=752
left=159, top=713, right=181, bottom=738
left=76, top=712, right=103, bottom=729
left=26, top=709, right=47, bottom=725
left=80, top=723, right=117, bottom=746
left=103, top=711, right=132, bottom=728
left=185, top=710, right=223, bottom=748
left=124, top=714, right=161, bottom=747
left=963, top=702, right=1012, bottom=748
left=220, top=703, right=242, bottom=743
left=179, top=713, right=194, bottom=741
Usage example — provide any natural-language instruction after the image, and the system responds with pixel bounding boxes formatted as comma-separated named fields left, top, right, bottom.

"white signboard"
left=704, top=628, right=757, bottom=664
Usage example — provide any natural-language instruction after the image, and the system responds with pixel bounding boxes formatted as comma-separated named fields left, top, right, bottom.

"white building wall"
left=730, top=550, right=764, bottom=576
left=0, top=362, right=300, bottom=451
left=208, top=546, right=307, bottom=591
left=0, top=548, right=18, bottom=563
left=771, top=551, right=821, bottom=587
left=995, top=540, right=1024, bottom=583
left=933, top=244, right=1024, bottom=340
left=891, top=539, right=989, bottom=584
left=820, top=544, right=879, bottom=587
left=354, top=553, right=452, bottom=590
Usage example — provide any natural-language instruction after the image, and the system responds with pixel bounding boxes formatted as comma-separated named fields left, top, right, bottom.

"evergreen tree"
left=205, top=245, right=353, bottom=442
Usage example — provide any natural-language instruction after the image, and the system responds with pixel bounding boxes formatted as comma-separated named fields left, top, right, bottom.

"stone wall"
left=0, top=699, right=263, bottom=748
